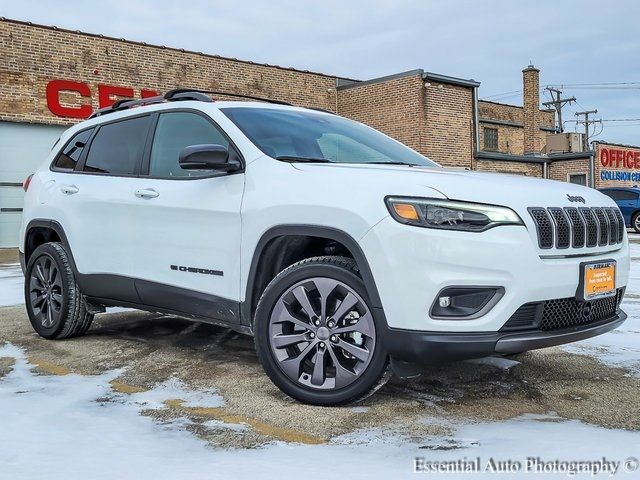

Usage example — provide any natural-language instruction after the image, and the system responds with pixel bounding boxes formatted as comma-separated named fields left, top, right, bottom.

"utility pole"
left=542, top=87, right=575, bottom=132
left=574, top=109, right=601, bottom=152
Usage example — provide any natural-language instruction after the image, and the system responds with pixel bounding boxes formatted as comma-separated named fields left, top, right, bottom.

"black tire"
left=253, top=256, right=390, bottom=406
left=24, top=242, right=94, bottom=339
left=632, top=212, right=640, bottom=233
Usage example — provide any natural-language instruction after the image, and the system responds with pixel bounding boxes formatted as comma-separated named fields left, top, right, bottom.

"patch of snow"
left=203, top=419, right=250, bottom=432
left=349, top=406, right=370, bottom=413
left=0, top=263, right=23, bottom=307
left=127, top=377, right=224, bottom=409
left=468, top=356, right=520, bottom=370
left=2, top=343, right=640, bottom=479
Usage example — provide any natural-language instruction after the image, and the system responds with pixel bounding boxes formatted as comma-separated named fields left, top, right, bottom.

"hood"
left=291, top=163, right=614, bottom=213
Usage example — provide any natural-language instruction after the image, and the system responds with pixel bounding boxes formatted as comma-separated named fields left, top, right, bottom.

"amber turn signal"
left=392, top=203, right=419, bottom=221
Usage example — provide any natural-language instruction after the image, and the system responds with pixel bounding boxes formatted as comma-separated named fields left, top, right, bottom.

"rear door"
left=59, top=115, right=152, bottom=300
left=131, top=110, right=245, bottom=322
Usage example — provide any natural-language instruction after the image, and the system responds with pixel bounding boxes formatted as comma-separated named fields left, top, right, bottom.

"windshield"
left=221, top=107, right=439, bottom=167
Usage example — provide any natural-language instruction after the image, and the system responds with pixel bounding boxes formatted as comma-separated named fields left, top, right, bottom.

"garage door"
left=0, top=122, right=67, bottom=248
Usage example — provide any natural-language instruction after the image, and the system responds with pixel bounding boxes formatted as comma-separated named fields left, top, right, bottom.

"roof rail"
left=87, top=88, right=292, bottom=119
left=165, top=88, right=292, bottom=105
left=88, top=95, right=165, bottom=119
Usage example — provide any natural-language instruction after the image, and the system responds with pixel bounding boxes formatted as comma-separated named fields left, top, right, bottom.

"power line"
left=545, top=81, right=640, bottom=87
left=565, top=118, right=640, bottom=123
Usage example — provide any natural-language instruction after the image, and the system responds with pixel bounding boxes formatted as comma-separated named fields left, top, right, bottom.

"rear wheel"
left=25, top=242, right=94, bottom=339
left=254, top=256, right=390, bottom=406
left=632, top=212, right=640, bottom=233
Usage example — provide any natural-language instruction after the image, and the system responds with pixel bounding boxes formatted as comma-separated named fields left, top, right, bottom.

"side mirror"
left=179, top=144, right=240, bottom=172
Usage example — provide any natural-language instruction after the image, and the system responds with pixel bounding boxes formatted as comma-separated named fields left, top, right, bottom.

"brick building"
left=0, top=17, right=635, bottom=246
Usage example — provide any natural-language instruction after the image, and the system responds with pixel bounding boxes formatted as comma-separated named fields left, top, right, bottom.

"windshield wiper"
left=367, top=161, right=417, bottom=166
left=276, top=155, right=332, bottom=163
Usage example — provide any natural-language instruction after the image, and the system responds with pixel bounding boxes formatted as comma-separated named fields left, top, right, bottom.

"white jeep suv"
left=19, top=90, right=630, bottom=405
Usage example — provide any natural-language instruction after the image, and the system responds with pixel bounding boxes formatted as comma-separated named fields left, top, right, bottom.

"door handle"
left=60, top=185, right=79, bottom=195
left=134, top=188, right=159, bottom=199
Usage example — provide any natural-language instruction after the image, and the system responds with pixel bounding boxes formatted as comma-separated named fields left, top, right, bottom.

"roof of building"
left=0, top=16, right=356, bottom=81
left=593, top=140, right=640, bottom=150
left=479, top=98, right=555, bottom=114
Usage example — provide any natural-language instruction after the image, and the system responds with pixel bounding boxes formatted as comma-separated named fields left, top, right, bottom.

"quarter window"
left=53, top=128, right=93, bottom=170
left=83, top=116, right=150, bottom=175
left=603, top=189, right=638, bottom=201
left=483, top=127, right=498, bottom=151
left=148, top=112, right=230, bottom=178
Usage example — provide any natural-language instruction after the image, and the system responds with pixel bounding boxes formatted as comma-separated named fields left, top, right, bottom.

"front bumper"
left=359, top=216, right=630, bottom=332
left=382, top=310, right=627, bottom=364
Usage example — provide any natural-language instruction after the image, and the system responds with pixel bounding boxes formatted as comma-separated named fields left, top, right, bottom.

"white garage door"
left=0, top=122, right=67, bottom=248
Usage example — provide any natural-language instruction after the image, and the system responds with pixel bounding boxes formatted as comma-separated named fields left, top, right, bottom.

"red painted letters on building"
left=600, top=147, right=640, bottom=170
left=45, top=79, right=159, bottom=119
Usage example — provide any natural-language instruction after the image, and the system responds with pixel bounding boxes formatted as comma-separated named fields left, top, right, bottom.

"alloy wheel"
left=29, top=255, right=63, bottom=328
left=268, top=277, right=376, bottom=390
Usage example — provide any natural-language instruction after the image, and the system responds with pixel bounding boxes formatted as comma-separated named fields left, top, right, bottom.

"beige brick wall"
left=548, top=159, right=590, bottom=184
left=0, top=19, right=337, bottom=126
left=423, top=81, right=474, bottom=168
left=475, top=160, right=542, bottom=177
left=338, top=75, right=474, bottom=168
left=478, top=100, right=555, bottom=157
left=337, top=73, right=429, bottom=157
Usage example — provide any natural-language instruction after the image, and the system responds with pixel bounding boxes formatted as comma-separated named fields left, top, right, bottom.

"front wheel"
left=254, top=256, right=390, bottom=406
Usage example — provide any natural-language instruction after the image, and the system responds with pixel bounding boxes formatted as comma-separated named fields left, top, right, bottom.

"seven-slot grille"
left=528, top=206, right=624, bottom=250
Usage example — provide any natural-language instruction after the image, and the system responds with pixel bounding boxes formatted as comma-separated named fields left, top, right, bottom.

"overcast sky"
left=2, top=0, right=639, bottom=145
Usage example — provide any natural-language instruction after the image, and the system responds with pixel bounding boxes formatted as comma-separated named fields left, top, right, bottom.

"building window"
left=568, top=173, right=587, bottom=186
left=483, top=127, right=498, bottom=151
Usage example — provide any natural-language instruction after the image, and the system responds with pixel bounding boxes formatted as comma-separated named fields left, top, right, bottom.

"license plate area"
left=577, top=260, right=616, bottom=301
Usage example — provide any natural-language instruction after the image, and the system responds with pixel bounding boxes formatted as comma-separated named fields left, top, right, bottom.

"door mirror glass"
left=179, top=144, right=238, bottom=172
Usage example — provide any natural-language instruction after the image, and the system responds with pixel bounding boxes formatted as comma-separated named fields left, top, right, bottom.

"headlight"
left=385, top=196, right=523, bottom=232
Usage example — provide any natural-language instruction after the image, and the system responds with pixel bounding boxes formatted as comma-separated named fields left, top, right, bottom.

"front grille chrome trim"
left=530, top=206, right=624, bottom=251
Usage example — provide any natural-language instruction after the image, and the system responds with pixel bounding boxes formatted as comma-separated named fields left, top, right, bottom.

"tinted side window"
left=619, top=190, right=639, bottom=201
left=601, top=190, right=620, bottom=200
left=149, top=112, right=230, bottom=178
left=54, top=129, right=93, bottom=170
left=83, top=116, right=150, bottom=175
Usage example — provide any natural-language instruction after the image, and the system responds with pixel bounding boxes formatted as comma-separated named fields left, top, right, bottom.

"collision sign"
left=45, top=79, right=158, bottom=119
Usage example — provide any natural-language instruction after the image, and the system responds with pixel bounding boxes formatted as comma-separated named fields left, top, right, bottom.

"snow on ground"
left=0, top=263, right=23, bottom=307
left=1, top=342, right=640, bottom=480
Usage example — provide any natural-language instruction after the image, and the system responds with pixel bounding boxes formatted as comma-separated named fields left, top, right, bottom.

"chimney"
left=522, top=64, right=540, bottom=154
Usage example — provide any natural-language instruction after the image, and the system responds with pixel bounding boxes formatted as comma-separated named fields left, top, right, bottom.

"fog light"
left=430, top=287, right=504, bottom=319
left=438, top=296, right=451, bottom=308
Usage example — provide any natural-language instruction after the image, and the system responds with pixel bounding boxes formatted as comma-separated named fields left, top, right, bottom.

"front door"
left=131, top=111, right=244, bottom=322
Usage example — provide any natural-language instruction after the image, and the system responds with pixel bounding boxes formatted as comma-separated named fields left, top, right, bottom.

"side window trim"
left=50, top=127, right=95, bottom=172
left=139, top=108, right=245, bottom=180
left=74, top=113, right=152, bottom=177
left=74, top=127, right=99, bottom=172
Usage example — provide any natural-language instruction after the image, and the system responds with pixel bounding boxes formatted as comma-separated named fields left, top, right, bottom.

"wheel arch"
left=24, top=219, right=78, bottom=275
left=241, top=225, right=384, bottom=326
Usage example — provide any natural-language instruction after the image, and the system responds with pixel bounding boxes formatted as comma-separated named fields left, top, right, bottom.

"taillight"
left=23, top=174, right=34, bottom=192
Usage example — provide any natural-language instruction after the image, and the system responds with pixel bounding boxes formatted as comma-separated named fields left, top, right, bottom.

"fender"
left=241, top=225, right=385, bottom=326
